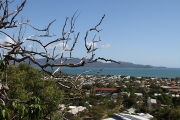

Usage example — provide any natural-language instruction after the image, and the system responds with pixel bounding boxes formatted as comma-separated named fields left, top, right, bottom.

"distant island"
left=83, top=61, right=166, bottom=68
left=17, top=58, right=166, bottom=68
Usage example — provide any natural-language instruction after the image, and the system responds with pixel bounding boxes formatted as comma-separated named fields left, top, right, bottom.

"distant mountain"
left=84, top=61, right=165, bottom=68
left=17, top=58, right=166, bottom=68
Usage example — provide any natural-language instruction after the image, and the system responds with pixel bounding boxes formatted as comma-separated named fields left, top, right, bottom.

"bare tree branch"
left=0, top=0, right=27, bottom=29
left=0, top=1, right=119, bottom=94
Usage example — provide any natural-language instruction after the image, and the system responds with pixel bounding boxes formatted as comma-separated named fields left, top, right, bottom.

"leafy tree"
left=106, top=100, right=116, bottom=110
left=156, top=93, right=172, bottom=105
left=72, top=116, right=81, bottom=120
left=123, top=94, right=137, bottom=108
left=130, top=76, right=136, bottom=81
left=0, top=104, right=10, bottom=120
left=94, top=82, right=105, bottom=88
left=4, top=63, right=64, bottom=119
left=116, top=94, right=123, bottom=105
left=82, top=84, right=92, bottom=90
left=89, top=98, right=98, bottom=106
left=172, top=97, right=180, bottom=106
left=27, top=97, right=44, bottom=120
left=107, top=110, right=119, bottom=117
left=88, top=106, right=104, bottom=120
left=137, top=106, right=148, bottom=113
left=152, top=106, right=180, bottom=120
left=123, top=98, right=136, bottom=108
left=107, top=82, right=115, bottom=88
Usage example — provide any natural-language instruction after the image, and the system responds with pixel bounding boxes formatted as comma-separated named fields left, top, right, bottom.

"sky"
left=1, top=0, right=180, bottom=68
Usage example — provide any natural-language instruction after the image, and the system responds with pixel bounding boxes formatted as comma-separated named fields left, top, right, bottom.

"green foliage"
left=0, top=60, right=8, bottom=72
left=156, top=93, right=172, bottom=105
left=130, top=76, right=136, bottom=80
left=89, top=98, right=98, bottom=106
left=151, top=106, right=180, bottom=120
left=71, top=116, right=81, bottom=120
left=38, top=80, right=64, bottom=110
left=0, top=104, right=10, bottom=120
left=12, top=101, right=26, bottom=119
left=172, top=97, right=180, bottom=106
left=106, top=82, right=115, bottom=88
left=107, top=109, right=119, bottom=117
left=88, top=106, right=104, bottom=120
left=106, top=100, right=116, bottom=110
left=94, top=82, right=105, bottom=87
left=7, top=64, right=41, bottom=101
left=82, top=84, right=92, bottom=90
left=137, top=106, right=148, bottom=113
left=7, top=63, right=64, bottom=102
left=123, top=98, right=136, bottom=108
left=10, top=97, right=44, bottom=120
left=4, top=63, right=64, bottom=119
left=27, top=97, right=44, bottom=120
left=116, top=94, right=123, bottom=105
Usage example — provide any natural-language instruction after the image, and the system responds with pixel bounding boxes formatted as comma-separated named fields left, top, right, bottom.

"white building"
left=103, top=113, right=151, bottom=120
left=147, top=97, right=157, bottom=110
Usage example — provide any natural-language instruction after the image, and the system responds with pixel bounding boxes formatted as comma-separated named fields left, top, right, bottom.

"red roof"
left=94, top=88, right=117, bottom=91
left=170, top=86, right=180, bottom=89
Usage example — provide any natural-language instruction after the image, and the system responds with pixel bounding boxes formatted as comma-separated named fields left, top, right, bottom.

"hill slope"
left=16, top=58, right=165, bottom=68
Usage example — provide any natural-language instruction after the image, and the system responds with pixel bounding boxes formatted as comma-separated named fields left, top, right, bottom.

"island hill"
left=19, top=58, right=166, bottom=68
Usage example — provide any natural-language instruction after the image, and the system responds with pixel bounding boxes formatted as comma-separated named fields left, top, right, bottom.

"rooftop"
left=103, top=113, right=150, bottom=120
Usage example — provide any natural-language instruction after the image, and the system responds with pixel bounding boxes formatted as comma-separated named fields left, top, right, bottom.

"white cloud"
left=101, top=43, right=111, bottom=48
left=46, top=43, right=69, bottom=50
left=86, top=42, right=97, bottom=47
left=0, top=36, right=15, bottom=44
left=174, top=61, right=179, bottom=64
left=28, top=45, right=33, bottom=49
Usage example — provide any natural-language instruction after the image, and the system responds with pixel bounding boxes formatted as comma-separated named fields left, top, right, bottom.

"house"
left=154, top=93, right=161, bottom=96
left=138, top=113, right=154, bottom=119
left=68, top=106, right=86, bottom=115
left=147, top=97, right=157, bottom=110
left=103, top=113, right=150, bottom=120
left=94, top=88, right=117, bottom=95
left=123, top=76, right=130, bottom=80
left=172, top=94, right=180, bottom=97
left=161, top=86, right=180, bottom=92
left=135, top=93, right=143, bottom=97
left=120, top=92, right=130, bottom=97
left=111, top=93, right=119, bottom=102
left=127, top=107, right=136, bottom=114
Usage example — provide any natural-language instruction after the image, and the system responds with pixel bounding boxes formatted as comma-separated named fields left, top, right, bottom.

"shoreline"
left=37, top=67, right=180, bottom=78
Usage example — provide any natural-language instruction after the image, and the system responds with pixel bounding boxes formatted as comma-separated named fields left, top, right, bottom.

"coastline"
left=39, top=67, right=180, bottom=78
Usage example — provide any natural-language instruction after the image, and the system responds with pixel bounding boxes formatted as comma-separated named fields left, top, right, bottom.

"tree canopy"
left=1, top=63, right=63, bottom=119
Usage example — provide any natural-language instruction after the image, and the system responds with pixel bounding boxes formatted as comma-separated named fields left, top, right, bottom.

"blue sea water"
left=49, top=67, right=180, bottom=78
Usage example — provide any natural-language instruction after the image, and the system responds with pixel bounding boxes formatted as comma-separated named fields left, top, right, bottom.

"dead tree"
left=0, top=0, right=119, bottom=96
left=0, top=1, right=121, bottom=119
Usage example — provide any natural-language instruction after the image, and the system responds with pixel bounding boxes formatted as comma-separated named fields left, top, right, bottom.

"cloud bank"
left=46, top=43, right=69, bottom=50
left=101, top=43, right=111, bottom=48
left=0, top=36, right=15, bottom=44
left=86, top=42, right=97, bottom=47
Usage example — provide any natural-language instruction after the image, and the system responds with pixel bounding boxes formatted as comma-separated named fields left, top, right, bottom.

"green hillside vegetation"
left=0, top=63, right=64, bottom=120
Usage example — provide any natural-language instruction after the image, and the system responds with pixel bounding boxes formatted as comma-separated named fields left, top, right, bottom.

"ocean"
left=43, top=67, right=180, bottom=78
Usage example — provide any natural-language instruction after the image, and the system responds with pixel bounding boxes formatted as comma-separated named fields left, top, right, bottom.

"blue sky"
left=2, top=0, right=180, bottom=68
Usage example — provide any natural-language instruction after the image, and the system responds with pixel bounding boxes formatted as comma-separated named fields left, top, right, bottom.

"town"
left=45, top=73, right=180, bottom=120
left=0, top=0, right=179, bottom=120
